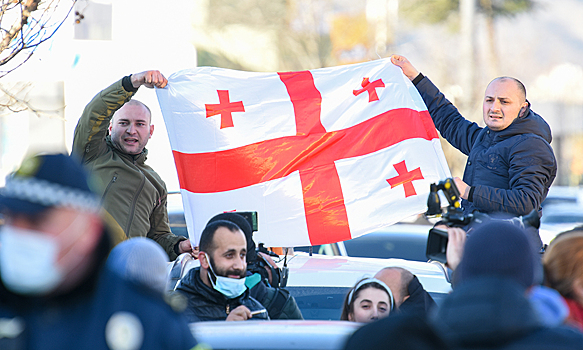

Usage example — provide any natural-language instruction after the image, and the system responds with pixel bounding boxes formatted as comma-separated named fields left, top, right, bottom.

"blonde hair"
left=543, top=230, right=583, bottom=298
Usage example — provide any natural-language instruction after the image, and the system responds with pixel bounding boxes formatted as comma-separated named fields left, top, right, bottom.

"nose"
left=490, top=99, right=501, bottom=112
left=233, top=256, right=245, bottom=271
left=371, top=308, right=379, bottom=320
left=125, top=123, right=136, bottom=134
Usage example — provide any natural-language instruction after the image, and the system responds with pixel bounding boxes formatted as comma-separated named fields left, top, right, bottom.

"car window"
left=294, top=244, right=338, bottom=256
left=287, top=286, right=447, bottom=320
left=287, top=286, right=349, bottom=320
left=343, top=233, right=428, bottom=262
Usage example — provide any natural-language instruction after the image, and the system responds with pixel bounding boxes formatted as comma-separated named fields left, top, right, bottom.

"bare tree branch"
left=0, top=0, right=76, bottom=78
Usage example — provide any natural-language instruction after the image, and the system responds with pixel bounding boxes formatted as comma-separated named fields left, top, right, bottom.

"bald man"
left=392, top=55, right=556, bottom=249
left=375, top=267, right=436, bottom=316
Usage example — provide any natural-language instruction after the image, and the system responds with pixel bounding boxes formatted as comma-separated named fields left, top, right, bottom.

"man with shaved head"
left=72, top=71, right=194, bottom=260
left=391, top=55, right=556, bottom=249
left=375, top=267, right=436, bottom=316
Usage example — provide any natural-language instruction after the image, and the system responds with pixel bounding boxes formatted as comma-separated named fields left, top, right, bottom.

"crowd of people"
left=0, top=53, right=581, bottom=349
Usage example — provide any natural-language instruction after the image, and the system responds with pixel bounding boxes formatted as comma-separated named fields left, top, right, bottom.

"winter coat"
left=175, top=267, right=269, bottom=322
left=414, top=75, right=557, bottom=219
left=434, top=277, right=583, bottom=349
left=72, top=76, right=185, bottom=260
left=0, top=232, right=197, bottom=350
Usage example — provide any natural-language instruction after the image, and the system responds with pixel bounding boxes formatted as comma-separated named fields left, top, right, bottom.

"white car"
left=174, top=252, right=451, bottom=349
left=169, top=251, right=451, bottom=320
left=190, top=320, right=360, bottom=350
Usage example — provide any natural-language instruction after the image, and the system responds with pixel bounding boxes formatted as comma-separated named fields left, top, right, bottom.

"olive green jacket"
left=72, top=77, right=185, bottom=260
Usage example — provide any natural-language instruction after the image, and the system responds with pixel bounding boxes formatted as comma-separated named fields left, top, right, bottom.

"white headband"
left=348, top=277, right=394, bottom=310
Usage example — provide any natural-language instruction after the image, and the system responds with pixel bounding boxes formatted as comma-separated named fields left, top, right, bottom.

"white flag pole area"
left=156, top=58, right=451, bottom=247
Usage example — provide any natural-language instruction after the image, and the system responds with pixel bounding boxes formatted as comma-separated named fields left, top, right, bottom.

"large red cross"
left=386, top=160, right=424, bottom=198
left=353, top=77, right=385, bottom=102
left=205, top=90, right=245, bottom=129
left=174, top=72, right=437, bottom=245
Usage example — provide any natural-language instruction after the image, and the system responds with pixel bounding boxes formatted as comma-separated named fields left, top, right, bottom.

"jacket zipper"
left=100, top=174, right=118, bottom=205
left=125, top=173, right=146, bottom=235
left=226, top=304, right=230, bottom=315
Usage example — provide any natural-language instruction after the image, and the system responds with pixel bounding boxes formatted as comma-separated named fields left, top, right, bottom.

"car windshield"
left=343, top=233, right=428, bottom=262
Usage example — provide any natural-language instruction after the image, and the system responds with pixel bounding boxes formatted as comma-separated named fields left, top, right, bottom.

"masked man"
left=0, top=154, right=197, bottom=350
left=174, top=220, right=269, bottom=321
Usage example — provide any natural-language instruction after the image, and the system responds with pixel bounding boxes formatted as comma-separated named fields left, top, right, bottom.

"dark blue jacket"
left=0, top=242, right=197, bottom=350
left=175, top=267, right=269, bottom=322
left=414, top=75, right=557, bottom=218
left=433, top=277, right=583, bottom=349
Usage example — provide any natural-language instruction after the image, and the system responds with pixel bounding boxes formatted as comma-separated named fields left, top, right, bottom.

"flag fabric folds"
left=156, top=58, right=451, bottom=247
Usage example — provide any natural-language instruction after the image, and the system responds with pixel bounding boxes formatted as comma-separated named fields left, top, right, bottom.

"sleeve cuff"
left=122, top=75, right=139, bottom=93
left=173, top=237, right=187, bottom=255
left=411, top=73, right=425, bottom=86
left=468, top=186, right=475, bottom=202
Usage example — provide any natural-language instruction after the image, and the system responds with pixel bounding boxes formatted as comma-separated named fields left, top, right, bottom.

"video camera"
left=424, top=178, right=540, bottom=264
left=239, top=211, right=289, bottom=289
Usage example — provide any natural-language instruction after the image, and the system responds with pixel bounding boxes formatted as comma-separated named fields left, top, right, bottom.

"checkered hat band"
left=1, top=177, right=100, bottom=212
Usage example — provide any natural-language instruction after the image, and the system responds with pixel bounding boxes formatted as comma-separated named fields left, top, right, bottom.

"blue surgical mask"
left=207, top=259, right=247, bottom=299
left=0, top=225, right=64, bottom=295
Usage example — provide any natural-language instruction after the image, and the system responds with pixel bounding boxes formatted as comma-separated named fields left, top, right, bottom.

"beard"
left=208, top=255, right=246, bottom=280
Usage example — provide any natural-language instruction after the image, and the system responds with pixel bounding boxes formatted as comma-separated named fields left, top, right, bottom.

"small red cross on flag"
left=353, top=77, right=385, bottom=102
left=387, top=160, right=425, bottom=198
left=205, top=90, right=245, bottom=129
left=157, top=59, right=451, bottom=247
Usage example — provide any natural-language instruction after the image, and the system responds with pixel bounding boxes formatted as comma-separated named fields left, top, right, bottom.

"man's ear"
left=518, top=102, right=529, bottom=118
left=199, top=251, right=209, bottom=269
left=149, top=124, right=154, bottom=138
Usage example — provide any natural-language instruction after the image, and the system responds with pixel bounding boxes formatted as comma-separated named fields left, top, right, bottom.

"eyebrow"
left=485, top=95, right=512, bottom=101
left=222, top=248, right=246, bottom=256
left=117, top=118, right=148, bottom=123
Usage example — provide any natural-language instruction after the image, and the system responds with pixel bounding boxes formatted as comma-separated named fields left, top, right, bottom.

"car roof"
left=282, top=252, right=451, bottom=294
left=190, top=320, right=360, bottom=350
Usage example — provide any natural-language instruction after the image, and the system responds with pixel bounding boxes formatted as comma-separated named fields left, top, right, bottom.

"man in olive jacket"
left=72, top=71, right=193, bottom=260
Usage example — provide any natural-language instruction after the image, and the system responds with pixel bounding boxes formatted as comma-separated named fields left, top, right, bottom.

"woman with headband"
left=340, top=277, right=394, bottom=323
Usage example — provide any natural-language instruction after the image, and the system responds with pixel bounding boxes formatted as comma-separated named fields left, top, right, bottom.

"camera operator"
left=392, top=55, right=556, bottom=250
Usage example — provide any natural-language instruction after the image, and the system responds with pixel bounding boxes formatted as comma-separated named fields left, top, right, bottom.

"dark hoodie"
left=413, top=75, right=556, bottom=221
left=434, top=277, right=583, bottom=350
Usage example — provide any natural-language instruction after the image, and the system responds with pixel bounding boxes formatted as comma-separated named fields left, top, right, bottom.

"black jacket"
left=396, top=275, right=436, bottom=316
left=249, top=278, right=303, bottom=319
left=175, top=267, right=269, bottom=322
left=414, top=75, right=556, bottom=219
left=434, top=277, right=583, bottom=349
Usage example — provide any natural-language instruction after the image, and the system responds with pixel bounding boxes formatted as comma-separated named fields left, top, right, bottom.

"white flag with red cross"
left=156, top=58, right=451, bottom=247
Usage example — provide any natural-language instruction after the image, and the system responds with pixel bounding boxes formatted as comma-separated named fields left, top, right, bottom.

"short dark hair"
left=199, top=219, right=242, bottom=256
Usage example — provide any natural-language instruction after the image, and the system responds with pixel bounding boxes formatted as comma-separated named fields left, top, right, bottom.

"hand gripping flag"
left=157, top=58, right=451, bottom=247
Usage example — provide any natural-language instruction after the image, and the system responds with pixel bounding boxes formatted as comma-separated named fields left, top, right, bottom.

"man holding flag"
left=157, top=59, right=451, bottom=248
left=391, top=55, right=556, bottom=249
left=72, top=71, right=194, bottom=260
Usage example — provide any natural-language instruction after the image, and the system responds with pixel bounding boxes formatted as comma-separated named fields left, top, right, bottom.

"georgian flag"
left=156, top=58, right=450, bottom=247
